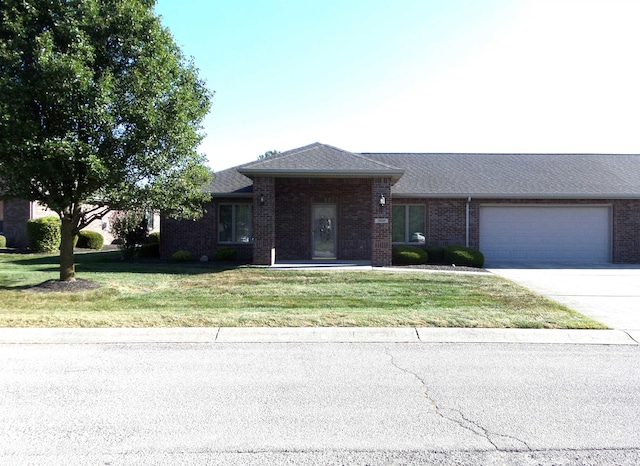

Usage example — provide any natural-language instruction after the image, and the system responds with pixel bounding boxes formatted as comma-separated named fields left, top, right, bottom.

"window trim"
left=218, top=203, right=253, bottom=244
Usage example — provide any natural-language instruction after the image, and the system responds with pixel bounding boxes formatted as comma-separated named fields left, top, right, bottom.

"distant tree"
left=257, top=150, right=280, bottom=160
left=0, top=0, right=213, bottom=281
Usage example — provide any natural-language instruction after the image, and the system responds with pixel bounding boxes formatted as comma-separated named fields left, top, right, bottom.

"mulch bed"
left=393, top=264, right=488, bottom=273
left=26, top=279, right=102, bottom=293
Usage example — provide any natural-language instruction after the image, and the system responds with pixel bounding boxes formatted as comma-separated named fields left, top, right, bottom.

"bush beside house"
left=0, top=235, right=6, bottom=248
left=26, top=216, right=61, bottom=253
left=138, top=232, right=160, bottom=259
left=76, top=230, right=104, bottom=250
left=443, top=245, right=485, bottom=267
left=392, top=244, right=485, bottom=268
left=213, top=247, right=238, bottom=261
left=392, top=245, right=428, bottom=265
left=172, top=250, right=192, bottom=262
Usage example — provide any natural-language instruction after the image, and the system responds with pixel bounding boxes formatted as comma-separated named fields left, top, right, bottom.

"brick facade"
left=388, top=197, right=640, bottom=264
left=161, top=191, right=640, bottom=265
left=371, top=178, right=392, bottom=266
left=160, top=200, right=253, bottom=262
left=2, top=198, right=31, bottom=249
left=613, top=199, right=640, bottom=263
left=275, top=178, right=374, bottom=262
left=253, top=177, right=276, bottom=265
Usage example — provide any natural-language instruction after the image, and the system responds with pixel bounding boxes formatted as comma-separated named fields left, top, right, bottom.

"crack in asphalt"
left=384, top=347, right=532, bottom=452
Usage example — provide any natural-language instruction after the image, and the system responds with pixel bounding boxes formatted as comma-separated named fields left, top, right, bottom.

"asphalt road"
left=2, top=342, right=640, bottom=465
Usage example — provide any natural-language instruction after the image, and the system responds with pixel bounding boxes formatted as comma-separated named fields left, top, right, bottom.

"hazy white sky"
left=155, top=0, right=640, bottom=171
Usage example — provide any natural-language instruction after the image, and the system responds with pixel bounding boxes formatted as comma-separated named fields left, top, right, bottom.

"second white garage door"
left=479, top=205, right=611, bottom=264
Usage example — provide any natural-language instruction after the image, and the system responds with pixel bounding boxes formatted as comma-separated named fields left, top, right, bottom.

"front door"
left=312, top=204, right=336, bottom=259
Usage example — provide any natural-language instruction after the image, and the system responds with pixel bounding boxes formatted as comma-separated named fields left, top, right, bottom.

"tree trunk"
left=59, top=216, right=76, bottom=282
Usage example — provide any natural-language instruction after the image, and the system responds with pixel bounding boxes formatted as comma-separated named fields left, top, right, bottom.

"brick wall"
left=253, top=177, right=276, bottom=264
left=161, top=199, right=252, bottom=262
left=371, top=178, right=391, bottom=266
left=162, top=190, right=640, bottom=265
left=405, top=197, right=640, bottom=264
left=2, top=198, right=31, bottom=249
left=613, top=199, right=640, bottom=263
left=275, top=178, right=373, bottom=261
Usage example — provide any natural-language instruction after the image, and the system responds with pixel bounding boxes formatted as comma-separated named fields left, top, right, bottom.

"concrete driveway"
left=488, top=263, right=640, bottom=331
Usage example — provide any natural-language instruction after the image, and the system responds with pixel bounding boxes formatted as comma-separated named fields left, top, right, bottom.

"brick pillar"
left=3, top=198, right=31, bottom=249
left=252, top=177, right=276, bottom=265
left=371, top=178, right=392, bottom=266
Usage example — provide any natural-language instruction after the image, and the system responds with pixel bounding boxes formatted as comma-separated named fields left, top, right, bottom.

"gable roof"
left=207, top=143, right=640, bottom=199
left=238, top=142, right=404, bottom=181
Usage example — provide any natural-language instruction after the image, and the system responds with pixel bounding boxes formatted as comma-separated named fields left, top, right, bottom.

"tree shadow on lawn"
left=1, top=250, right=245, bottom=282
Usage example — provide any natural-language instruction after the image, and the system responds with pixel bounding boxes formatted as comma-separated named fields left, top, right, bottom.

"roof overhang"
left=238, top=168, right=405, bottom=184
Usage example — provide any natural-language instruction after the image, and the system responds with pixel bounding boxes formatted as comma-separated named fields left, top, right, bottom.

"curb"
left=0, top=327, right=637, bottom=345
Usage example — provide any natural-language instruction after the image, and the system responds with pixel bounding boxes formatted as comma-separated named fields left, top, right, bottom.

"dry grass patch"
left=0, top=251, right=607, bottom=329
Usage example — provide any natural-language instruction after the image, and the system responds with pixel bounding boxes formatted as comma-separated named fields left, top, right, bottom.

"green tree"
left=0, top=0, right=213, bottom=281
left=257, top=150, right=280, bottom=160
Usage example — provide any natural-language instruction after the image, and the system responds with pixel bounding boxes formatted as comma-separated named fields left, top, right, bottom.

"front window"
left=218, top=204, right=252, bottom=243
left=392, top=204, right=426, bottom=243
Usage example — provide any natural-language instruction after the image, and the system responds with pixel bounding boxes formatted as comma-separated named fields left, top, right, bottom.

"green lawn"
left=0, top=250, right=607, bottom=329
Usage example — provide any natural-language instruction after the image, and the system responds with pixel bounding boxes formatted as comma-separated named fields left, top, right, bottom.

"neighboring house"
left=0, top=199, right=159, bottom=249
left=161, top=142, right=640, bottom=266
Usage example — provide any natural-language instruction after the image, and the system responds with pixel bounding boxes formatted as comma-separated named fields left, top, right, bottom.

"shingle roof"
left=237, top=142, right=404, bottom=180
left=366, top=153, right=640, bottom=198
left=207, top=143, right=640, bottom=199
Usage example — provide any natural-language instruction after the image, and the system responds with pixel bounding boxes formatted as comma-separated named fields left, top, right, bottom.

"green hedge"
left=76, top=230, right=104, bottom=250
left=424, top=245, right=445, bottom=264
left=443, top=245, right=485, bottom=267
left=26, top=216, right=61, bottom=253
left=147, top=232, right=160, bottom=244
left=213, top=247, right=238, bottom=261
left=392, top=245, right=428, bottom=265
left=172, top=250, right=192, bottom=262
left=0, top=235, right=5, bottom=248
left=138, top=238, right=160, bottom=258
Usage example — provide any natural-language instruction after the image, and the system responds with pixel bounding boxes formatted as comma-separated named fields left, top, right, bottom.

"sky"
left=154, top=0, right=640, bottom=171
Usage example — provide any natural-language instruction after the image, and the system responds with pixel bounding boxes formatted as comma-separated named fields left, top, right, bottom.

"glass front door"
left=312, top=204, right=336, bottom=259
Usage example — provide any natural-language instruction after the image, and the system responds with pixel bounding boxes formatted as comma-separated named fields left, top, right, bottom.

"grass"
left=0, top=250, right=607, bottom=329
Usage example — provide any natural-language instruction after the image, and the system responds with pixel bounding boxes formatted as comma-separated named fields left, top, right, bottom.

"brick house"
left=161, top=143, right=640, bottom=266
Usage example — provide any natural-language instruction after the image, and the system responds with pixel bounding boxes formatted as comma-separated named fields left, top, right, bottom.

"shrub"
left=26, top=216, right=61, bottom=253
left=424, top=245, right=445, bottom=264
left=147, top=232, right=160, bottom=244
left=109, top=211, right=149, bottom=260
left=213, top=247, right=238, bottom=261
left=76, top=230, right=104, bottom=250
left=392, top=245, right=428, bottom=265
left=172, top=250, right=192, bottom=262
left=0, top=235, right=5, bottom=248
left=443, top=245, right=485, bottom=267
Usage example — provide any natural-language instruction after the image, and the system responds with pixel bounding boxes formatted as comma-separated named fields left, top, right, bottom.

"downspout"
left=465, top=196, right=471, bottom=247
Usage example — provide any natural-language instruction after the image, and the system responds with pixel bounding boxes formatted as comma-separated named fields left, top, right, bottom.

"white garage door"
left=479, top=206, right=611, bottom=264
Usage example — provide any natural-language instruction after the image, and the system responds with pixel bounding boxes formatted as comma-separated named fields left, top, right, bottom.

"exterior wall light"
left=379, top=194, right=386, bottom=207
left=259, top=194, right=265, bottom=206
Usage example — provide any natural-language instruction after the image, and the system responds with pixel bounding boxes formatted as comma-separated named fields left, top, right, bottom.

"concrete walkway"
left=0, top=326, right=637, bottom=345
